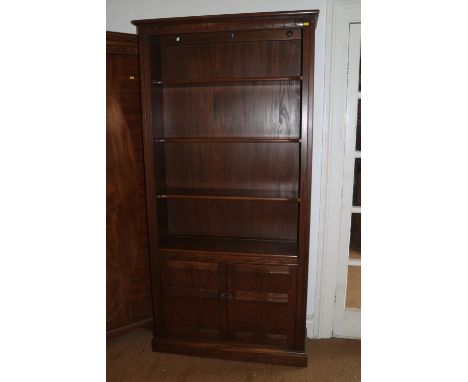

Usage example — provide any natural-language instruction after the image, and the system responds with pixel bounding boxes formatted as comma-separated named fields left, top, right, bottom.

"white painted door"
left=333, top=22, right=361, bottom=338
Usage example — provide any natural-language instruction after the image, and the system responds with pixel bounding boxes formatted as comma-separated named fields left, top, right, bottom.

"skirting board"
left=306, top=315, right=315, bottom=338
left=106, top=317, right=153, bottom=339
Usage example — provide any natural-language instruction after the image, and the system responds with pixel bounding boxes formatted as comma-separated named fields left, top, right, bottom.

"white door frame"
left=333, top=22, right=361, bottom=338
left=313, top=0, right=361, bottom=339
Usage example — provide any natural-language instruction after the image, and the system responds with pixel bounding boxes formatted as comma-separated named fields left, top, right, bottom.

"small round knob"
left=287, top=30, right=293, bottom=37
left=175, top=36, right=181, bottom=42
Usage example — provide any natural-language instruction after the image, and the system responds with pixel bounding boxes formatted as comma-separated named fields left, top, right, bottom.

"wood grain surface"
left=106, top=32, right=152, bottom=337
left=134, top=10, right=318, bottom=365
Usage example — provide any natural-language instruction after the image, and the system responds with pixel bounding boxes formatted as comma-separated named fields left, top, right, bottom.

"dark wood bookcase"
left=133, top=10, right=318, bottom=366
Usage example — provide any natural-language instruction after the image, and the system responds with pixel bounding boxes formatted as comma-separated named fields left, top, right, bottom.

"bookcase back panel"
left=162, top=82, right=301, bottom=138
left=158, top=29, right=302, bottom=46
left=164, top=199, right=298, bottom=240
left=161, top=40, right=301, bottom=80
left=161, top=143, right=299, bottom=193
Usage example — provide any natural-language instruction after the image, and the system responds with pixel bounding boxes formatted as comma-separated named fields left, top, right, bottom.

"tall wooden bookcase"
left=133, top=10, right=318, bottom=366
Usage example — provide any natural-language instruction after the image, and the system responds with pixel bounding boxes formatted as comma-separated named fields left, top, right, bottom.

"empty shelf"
left=156, top=188, right=300, bottom=202
left=152, top=76, right=302, bottom=86
left=159, top=235, right=298, bottom=257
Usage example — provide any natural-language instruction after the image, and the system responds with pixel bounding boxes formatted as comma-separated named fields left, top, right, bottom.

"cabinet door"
left=106, top=37, right=152, bottom=336
left=161, top=259, right=227, bottom=340
left=226, top=264, right=297, bottom=348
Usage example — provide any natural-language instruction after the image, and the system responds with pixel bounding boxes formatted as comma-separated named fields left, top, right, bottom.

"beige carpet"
left=107, top=329, right=360, bottom=381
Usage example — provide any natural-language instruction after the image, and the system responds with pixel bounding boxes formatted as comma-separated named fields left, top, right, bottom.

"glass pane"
left=352, top=158, right=361, bottom=206
left=349, top=213, right=361, bottom=259
left=346, top=265, right=361, bottom=308
left=358, top=58, right=361, bottom=92
left=355, top=99, right=361, bottom=151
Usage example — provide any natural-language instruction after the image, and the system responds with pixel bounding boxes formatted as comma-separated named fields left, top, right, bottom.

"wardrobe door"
left=162, top=259, right=227, bottom=341
left=106, top=32, right=152, bottom=337
left=226, top=264, right=297, bottom=349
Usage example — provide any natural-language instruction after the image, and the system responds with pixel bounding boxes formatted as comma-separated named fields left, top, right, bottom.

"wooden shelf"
left=157, top=188, right=299, bottom=202
left=159, top=235, right=298, bottom=257
left=152, top=76, right=302, bottom=86
left=155, top=137, right=301, bottom=143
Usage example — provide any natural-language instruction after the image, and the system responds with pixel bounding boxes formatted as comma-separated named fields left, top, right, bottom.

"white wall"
left=107, top=0, right=326, bottom=334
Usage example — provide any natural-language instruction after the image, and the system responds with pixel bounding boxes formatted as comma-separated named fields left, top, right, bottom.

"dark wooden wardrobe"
left=132, top=10, right=318, bottom=366
left=106, top=32, right=152, bottom=337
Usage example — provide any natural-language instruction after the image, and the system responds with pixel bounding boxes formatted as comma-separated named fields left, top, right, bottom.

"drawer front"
left=161, top=259, right=226, bottom=340
left=226, top=263, right=297, bottom=348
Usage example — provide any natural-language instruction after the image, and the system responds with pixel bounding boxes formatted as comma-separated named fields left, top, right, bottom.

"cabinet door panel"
left=106, top=36, right=152, bottom=335
left=162, top=259, right=226, bottom=340
left=227, top=264, right=297, bottom=348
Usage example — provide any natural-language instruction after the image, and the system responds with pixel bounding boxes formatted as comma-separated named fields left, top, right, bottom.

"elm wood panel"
left=153, top=76, right=302, bottom=86
left=106, top=38, right=153, bottom=334
left=137, top=27, right=166, bottom=336
left=162, top=82, right=300, bottom=138
left=162, top=251, right=298, bottom=267
left=149, top=39, right=165, bottom=138
left=156, top=187, right=299, bottom=201
left=158, top=28, right=302, bottom=46
left=107, top=54, right=141, bottom=130
left=161, top=40, right=301, bottom=80
left=159, top=235, right=298, bottom=258
left=133, top=9, right=318, bottom=36
left=151, top=337, right=307, bottom=366
left=155, top=137, right=301, bottom=143
left=234, top=291, right=289, bottom=303
left=229, top=301, right=289, bottom=347
left=294, top=18, right=315, bottom=351
left=106, top=31, right=138, bottom=55
left=149, top=37, right=166, bottom=208
left=161, top=143, right=299, bottom=193
left=232, top=332, right=287, bottom=348
left=135, top=11, right=317, bottom=366
left=227, top=264, right=297, bottom=348
left=162, top=259, right=226, bottom=341
left=147, top=31, right=168, bottom=222
left=151, top=88, right=165, bottom=138
left=164, top=199, right=298, bottom=240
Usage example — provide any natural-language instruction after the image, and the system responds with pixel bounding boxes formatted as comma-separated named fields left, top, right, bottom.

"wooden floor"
left=107, top=329, right=361, bottom=381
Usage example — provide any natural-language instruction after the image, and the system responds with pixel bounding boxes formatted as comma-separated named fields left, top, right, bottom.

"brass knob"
left=287, top=30, right=293, bottom=37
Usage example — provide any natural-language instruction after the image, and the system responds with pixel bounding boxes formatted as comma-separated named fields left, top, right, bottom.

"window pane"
left=346, top=265, right=361, bottom=308
left=358, top=58, right=361, bottom=92
left=349, top=213, right=361, bottom=259
left=352, top=158, right=361, bottom=206
left=355, top=99, right=361, bottom=151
